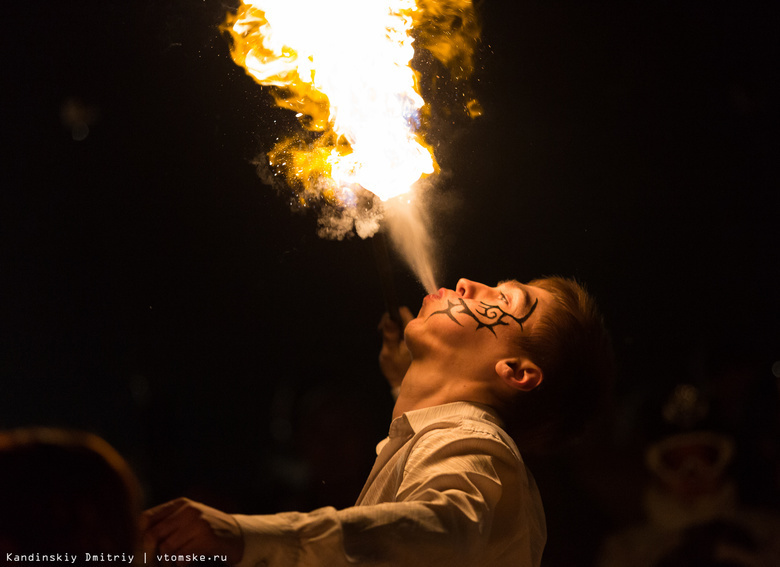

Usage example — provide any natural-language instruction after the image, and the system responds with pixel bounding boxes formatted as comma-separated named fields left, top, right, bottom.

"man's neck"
left=393, top=388, right=450, bottom=420
left=392, top=361, right=493, bottom=420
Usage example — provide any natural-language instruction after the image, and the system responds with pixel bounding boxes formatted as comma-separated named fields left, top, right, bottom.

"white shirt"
left=234, top=402, right=546, bottom=567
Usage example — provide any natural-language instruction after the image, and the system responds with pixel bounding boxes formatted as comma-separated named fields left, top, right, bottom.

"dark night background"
left=2, top=1, right=778, bottom=565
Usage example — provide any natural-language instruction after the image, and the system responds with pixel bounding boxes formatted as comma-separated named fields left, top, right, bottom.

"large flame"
left=223, top=0, right=479, bottom=208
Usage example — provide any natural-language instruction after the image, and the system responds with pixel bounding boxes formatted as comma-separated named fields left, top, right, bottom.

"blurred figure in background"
left=598, top=384, right=780, bottom=567
left=0, top=427, right=142, bottom=560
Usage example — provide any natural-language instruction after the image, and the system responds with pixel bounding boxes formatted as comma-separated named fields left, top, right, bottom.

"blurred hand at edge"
left=378, top=306, right=413, bottom=390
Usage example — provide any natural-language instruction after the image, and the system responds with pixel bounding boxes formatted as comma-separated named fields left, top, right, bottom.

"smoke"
left=313, top=187, right=440, bottom=294
left=383, top=192, right=439, bottom=294
left=256, top=154, right=384, bottom=240
left=257, top=152, right=438, bottom=291
left=317, top=199, right=384, bottom=240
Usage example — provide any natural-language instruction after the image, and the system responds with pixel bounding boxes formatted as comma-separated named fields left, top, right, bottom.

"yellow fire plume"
left=223, top=0, right=480, bottom=211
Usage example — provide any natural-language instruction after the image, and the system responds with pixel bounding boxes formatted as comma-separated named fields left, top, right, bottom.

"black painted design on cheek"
left=427, top=297, right=539, bottom=336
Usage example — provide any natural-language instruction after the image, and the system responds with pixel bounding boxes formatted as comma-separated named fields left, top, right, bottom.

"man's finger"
left=378, top=312, right=402, bottom=342
left=150, top=506, right=195, bottom=548
left=143, top=497, right=191, bottom=530
left=157, top=519, right=199, bottom=558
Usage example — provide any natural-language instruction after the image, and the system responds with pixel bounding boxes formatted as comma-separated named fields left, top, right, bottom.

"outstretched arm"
left=141, top=428, right=544, bottom=567
left=233, top=427, right=544, bottom=567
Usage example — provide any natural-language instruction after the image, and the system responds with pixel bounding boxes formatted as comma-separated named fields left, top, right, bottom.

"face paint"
left=427, top=297, right=539, bottom=336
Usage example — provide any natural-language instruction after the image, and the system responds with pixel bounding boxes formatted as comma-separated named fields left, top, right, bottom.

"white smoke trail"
left=383, top=195, right=438, bottom=294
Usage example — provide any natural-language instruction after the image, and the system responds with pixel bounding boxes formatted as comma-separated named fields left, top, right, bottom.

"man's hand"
left=378, top=307, right=413, bottom=390
left=142, top=497, right=244, bottom=566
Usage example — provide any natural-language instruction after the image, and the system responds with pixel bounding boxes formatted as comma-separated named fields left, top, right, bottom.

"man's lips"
left=425, top=288, right=449, bottom=302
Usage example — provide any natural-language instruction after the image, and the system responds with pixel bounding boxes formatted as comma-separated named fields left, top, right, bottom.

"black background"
left=2, top=1, right=778, bottom=565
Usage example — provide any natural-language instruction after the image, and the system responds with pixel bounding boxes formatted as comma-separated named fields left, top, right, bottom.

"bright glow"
left=222, top=0, right=480, bottom=288
left=225, top=0, right=436, bottom=202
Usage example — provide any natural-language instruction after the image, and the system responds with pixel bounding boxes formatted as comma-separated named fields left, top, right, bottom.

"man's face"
left=405, top=278, right=555, bottom=366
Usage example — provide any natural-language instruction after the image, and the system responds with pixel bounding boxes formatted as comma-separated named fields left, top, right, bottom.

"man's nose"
left=456, top=278, right=489, bottom=298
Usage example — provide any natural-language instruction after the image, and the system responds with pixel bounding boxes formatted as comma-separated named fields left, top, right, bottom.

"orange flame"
left=223, top=0, right=480, bottom=211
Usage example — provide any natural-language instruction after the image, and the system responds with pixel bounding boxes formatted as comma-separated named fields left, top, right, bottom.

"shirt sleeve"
left=233, top=425, right=543, bottom=567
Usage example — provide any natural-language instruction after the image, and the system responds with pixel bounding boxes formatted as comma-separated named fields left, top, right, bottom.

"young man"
left=143, top=276, right=613, bottom=567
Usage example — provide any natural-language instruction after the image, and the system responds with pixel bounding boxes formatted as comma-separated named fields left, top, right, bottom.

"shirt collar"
left=389, top=401, right=504, bottom=439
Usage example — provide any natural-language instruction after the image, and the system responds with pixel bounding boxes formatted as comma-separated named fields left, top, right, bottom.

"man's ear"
left=495, top=358, right=543, bottom=392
